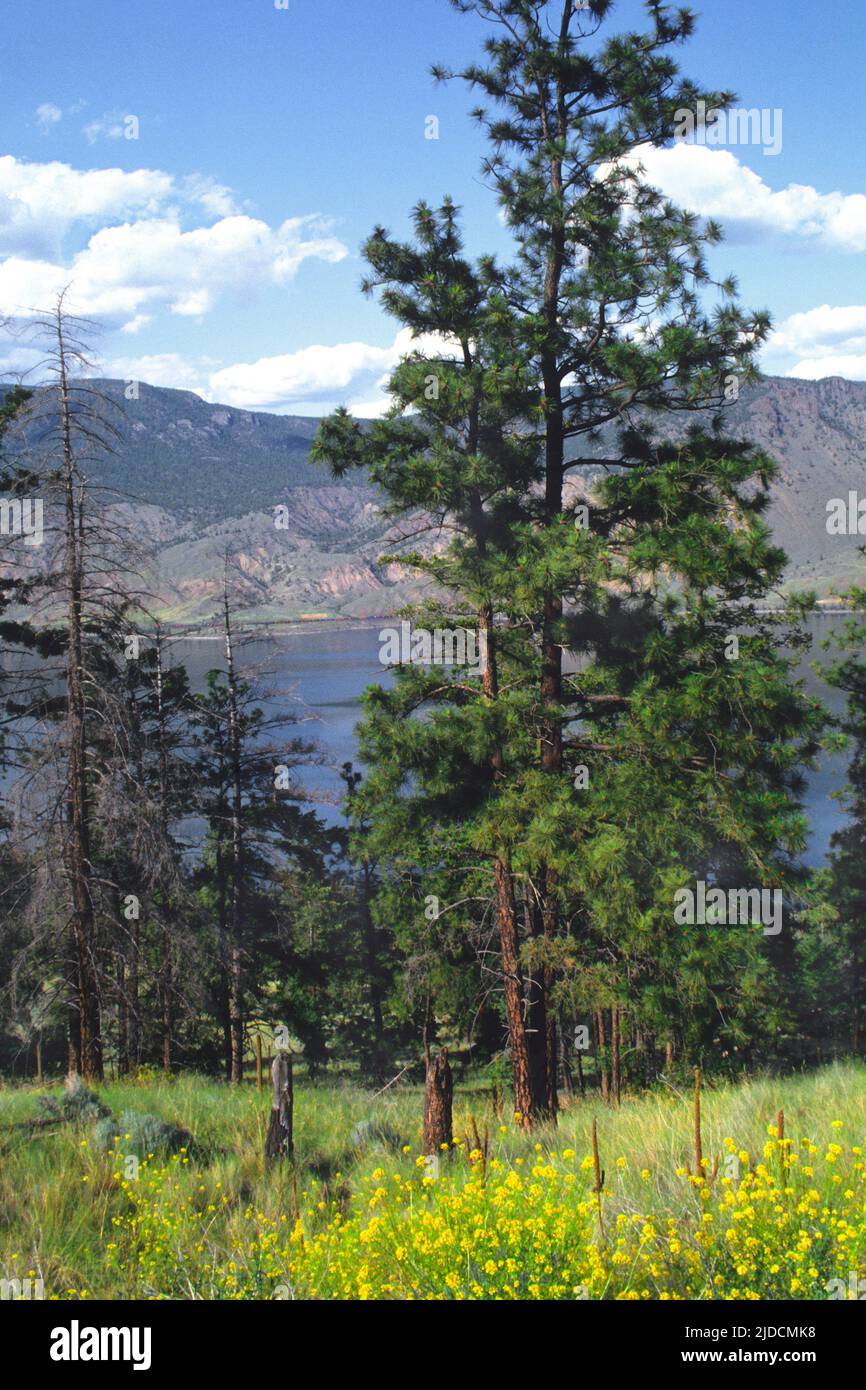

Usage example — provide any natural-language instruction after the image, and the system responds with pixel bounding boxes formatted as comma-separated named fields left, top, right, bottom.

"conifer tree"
left=314, top=1, right=824, bottom=1123
left=189, top=580, right=330, bottom=1081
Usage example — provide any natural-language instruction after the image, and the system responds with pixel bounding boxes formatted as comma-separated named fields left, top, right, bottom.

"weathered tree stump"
left=265, top=1053, right=294, bottom=1161
left=423, top=1047, right=453, bottom=1155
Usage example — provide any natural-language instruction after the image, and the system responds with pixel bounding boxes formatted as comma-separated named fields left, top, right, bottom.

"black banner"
left=7, top=1296, right=861, bottom=1376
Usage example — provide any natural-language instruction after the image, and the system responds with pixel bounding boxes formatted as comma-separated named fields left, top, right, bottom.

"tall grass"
left=1, top=1063, right=863, bottom=1299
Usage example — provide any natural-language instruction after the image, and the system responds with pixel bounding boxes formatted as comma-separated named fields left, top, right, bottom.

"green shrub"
left=94, top=1110, right=192, bottom=1157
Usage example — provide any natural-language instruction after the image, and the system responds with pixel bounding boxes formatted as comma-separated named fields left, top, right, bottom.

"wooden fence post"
left=265, top=1053, right=294, bottom=1161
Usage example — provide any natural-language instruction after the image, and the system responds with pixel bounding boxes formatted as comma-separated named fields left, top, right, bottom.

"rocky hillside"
left=2, top=375, right=865, bottom=626
left=712, top=375, right=866, bottom=595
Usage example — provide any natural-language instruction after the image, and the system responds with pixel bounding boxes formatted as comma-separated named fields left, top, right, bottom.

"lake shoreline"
left=156, top=605, right=858, bottom=640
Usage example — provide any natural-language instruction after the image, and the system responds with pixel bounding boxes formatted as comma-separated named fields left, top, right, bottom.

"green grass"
left=1, top=1063, right=864, bottom=1300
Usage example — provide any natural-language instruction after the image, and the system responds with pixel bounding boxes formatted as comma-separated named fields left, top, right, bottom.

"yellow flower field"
left=2, top=1062, right=865, bottom=1300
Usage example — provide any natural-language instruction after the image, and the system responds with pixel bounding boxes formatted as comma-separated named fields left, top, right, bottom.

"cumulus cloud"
left=103, top=329, right=459, bottom=415
left=0, top=214, right=346, bottom=327
left=348, top=390, right=399, bottom=420
left=769, top=304, right=866, bottom=357
left=104, top=352, right=221, bottom=391
left=0, top=155, right=175, bottom=258
left=0, top=154, right=348, bottom=329
left=208, top=340, right=400, bottom=409
left=787, top=354, right=866, bottom=380
left=0, top=156, right=244, bottom=255
left=765, top=304, right=866, bottom=380
left=207, top=328, right=457, bottom=412
left=622, top=144, right=866, bottom=252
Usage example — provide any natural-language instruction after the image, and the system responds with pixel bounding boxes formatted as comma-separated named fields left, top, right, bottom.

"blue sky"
left=2, top=0, right=865, bottom=413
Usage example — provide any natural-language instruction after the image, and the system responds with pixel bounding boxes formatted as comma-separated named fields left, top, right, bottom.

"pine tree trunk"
left=423, top=1047, right=453, bottom=1154
left=495, top=856, right=534, bottom=1126
left=214, top=834, right=232, bottom=1082
left=228, top=943, right=244, bottom=1085
left=524, top=890, right=549, bottom=1117
left=481, top=605, right=536, bottom=1127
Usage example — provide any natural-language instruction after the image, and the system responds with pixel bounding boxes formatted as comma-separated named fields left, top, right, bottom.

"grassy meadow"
left=2, top=1063, right=866, bottom=1301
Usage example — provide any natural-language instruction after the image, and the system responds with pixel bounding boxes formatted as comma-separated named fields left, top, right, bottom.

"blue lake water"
left=172, top=623, right=394, bottom=825
left=170, top=615, right=853, bottom=867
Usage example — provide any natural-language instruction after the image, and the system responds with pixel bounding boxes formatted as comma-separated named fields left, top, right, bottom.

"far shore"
left=155, top=604, right=857, bottom=641
left=155, top=616, right=389, bottom=640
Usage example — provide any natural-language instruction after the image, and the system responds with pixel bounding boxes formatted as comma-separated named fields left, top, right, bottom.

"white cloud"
left=100, top=329, right=458, bottom=414
left=208, top=328, right=457, bottom=411
left=35, top=103, right=63, bottom=132
left=178, top=174, right=238, bottom=219
left=768, top=304, right=866, bottom=358
left=119, top=313, right=152, bottom=335
left=0, top=153, right=353, bottom=378
left=786, top=354, right=866, bottom=380
left=0, top=157, right=240, bottom=263
left=208, top=339, right=400, bottom=409
left=349, top=380, right=399, bottom=419
left=0, top=155, right=175, bottom=258
left=103, top=352, right=220, bottom=391
left=83, top=111, right=130, bottom=144
left=764, top=304, right=866, bottom=380
left=0, top=160, right=348, bottom=329
left=622, top=144, right=866, bottom=252
left=0, top=342, right=46, bottom=380
left=0, top=154, right=348, bottom=351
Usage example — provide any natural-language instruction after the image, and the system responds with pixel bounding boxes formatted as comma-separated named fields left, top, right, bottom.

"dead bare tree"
left=7, top=291, right=140, bottom=1079
left=223, top=567, right=246, bottom=1085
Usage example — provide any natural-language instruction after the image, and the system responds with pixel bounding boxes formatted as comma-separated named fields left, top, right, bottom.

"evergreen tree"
left=314, top=1, right=825, bottom=1123
left=189, top=584, right=332, bottom=1080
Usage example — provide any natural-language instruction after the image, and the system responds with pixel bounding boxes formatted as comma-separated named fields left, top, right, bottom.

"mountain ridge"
left=3, top=374, right=865, bottom=626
